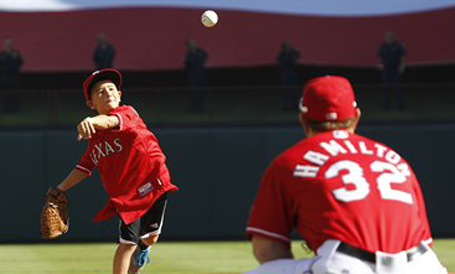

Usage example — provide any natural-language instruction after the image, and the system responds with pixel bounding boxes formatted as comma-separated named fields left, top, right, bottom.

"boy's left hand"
left=77, top=117, right=96, bottom=141
left=41, top=187, right=69, bottom=239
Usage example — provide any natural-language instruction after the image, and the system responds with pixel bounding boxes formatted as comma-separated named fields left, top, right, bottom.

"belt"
left=337, top=242, right=429, bottom=264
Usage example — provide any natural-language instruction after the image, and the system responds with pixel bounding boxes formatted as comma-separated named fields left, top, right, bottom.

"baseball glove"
left=41, top=187, right=69, bottom=239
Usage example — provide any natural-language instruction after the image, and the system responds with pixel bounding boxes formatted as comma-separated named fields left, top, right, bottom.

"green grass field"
left=0, top=240, right=453, bottom=273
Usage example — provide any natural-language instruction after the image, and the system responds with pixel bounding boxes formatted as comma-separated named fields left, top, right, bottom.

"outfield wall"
left=0, top=124, right=454, bottom=243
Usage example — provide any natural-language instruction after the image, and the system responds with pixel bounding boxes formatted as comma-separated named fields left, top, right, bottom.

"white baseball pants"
left=245, top=240, right=448, bottom=274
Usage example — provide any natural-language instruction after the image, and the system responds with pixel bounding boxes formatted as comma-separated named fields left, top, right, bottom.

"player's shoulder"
left=354, top=133, right=397, bottom=153
left=278, top=130, right=405, bottom=161
left=354, top=132, right=414, bottom=166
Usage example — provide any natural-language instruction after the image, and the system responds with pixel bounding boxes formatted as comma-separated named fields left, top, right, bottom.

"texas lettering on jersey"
left=75, top=105, right=179, bottom=225
left=89, top=138, right=123, bottom=165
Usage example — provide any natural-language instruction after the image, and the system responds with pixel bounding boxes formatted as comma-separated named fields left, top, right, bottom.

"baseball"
left=201, top=10, right=218, bottom=28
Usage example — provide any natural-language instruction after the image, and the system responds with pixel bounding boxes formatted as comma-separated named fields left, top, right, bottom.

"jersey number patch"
left=325, top=160, right=413, bottom=204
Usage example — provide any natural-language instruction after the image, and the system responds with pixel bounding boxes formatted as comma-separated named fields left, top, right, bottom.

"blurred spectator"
left=0, top=38, right=23, bottom=113
left=93, top=33, right=116, bottom=69
left=378, top=31, right=406, bottom=110
left=277, top=40, right=300, bottom=111
left=184, top=39, right=208, bottom=113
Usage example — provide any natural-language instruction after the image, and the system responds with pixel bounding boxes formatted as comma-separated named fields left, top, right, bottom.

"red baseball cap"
left=83, top=68, right=122, bottom=101
left=299, top=76, right=358, bottom=121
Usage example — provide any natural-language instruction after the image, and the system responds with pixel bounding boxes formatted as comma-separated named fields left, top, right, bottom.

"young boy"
left=54, top=68, right=178, bottom=274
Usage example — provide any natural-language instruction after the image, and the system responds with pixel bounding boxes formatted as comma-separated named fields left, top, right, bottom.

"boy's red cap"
left=83, top=68, right=122, bottom=101
left=299, top=76, right=357, bottom=121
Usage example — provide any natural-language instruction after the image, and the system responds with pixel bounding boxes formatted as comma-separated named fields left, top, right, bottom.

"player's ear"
left=86, top=100, right=95, bottom=109
left=299, top=113, right=305, bottom=128
left=117, top=90, right=122, bottom=100
left=299, top=113, right=311, bottom=137
left=351, top=108, right=361, bottom=132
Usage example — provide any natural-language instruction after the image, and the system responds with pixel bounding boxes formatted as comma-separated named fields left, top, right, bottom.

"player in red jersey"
left=245, top=76, right=447, bottom=274
left=53, top=68, right=178, bottom=274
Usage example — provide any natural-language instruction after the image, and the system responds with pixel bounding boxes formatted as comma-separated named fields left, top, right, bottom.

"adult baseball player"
left=245, top=76, right=447, bottom=274
left=51, top=68, right=178, bottom=274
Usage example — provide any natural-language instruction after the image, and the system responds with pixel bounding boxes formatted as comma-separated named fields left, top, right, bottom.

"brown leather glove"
left=41, top=187, right=69, bottom=239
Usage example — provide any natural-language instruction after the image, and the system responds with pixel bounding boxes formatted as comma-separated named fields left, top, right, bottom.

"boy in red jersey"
left=246, top=76, right=447, bottom=274
left=54, top=68, right=178, bottom=274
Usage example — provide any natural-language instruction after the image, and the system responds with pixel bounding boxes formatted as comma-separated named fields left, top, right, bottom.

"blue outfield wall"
left=0, top=124, right=454, bottom=243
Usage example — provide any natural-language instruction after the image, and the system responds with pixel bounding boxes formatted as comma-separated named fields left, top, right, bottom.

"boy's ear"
left=86, top=100, right=95, bottom=109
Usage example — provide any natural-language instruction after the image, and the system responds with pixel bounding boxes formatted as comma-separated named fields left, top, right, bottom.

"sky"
left=0, top=0, right=455, bottom=16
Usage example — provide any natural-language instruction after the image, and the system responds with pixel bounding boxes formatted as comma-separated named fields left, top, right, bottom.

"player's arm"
left=77, top=115, right=120, bottom=140
left=56, top=168, right=89, bottom=191
left=89, top=114, right=119, bottom=130
left=248, top=159, right=294, bottom=264
left=412, top=175, right=433, bottom=244
left=251, top=234, right=293, bottom=264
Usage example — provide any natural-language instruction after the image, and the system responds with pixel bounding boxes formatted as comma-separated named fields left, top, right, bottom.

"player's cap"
left=83, top=68, right=122, bottom=101
left=299, top=76, right=357, bottom=121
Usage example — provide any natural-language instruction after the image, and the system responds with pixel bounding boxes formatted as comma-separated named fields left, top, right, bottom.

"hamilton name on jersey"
left=90, top=138, right=123, bottom=165
left=293, top=131, right=410, bottom=178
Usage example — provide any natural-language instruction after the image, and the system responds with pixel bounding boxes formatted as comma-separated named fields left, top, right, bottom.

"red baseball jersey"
left=76, top=105, right=178, bottom=225
left=247, top=130, right=432, bottom=254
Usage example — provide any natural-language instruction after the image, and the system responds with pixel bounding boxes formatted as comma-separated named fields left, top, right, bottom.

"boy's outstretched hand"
left=77, top=117, right=96, bottom=141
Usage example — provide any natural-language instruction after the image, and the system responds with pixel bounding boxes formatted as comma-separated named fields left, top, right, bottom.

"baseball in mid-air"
left=201, top=10, right=218, bottom=28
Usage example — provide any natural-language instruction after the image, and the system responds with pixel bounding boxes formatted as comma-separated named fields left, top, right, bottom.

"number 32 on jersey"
left=325, top=160, right=413, bottom=204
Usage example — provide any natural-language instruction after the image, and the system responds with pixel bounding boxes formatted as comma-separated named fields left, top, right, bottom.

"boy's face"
left=86, top=80, right=122, bottom=114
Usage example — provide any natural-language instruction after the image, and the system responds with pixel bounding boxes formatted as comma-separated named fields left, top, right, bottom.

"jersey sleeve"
left=411, top=173, right=433, bottom=245
left=111, top=105, right=139, bottom=131
left=75, top=147, right=95, bottom=176
left=246, top=159, right=294, bottom=245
